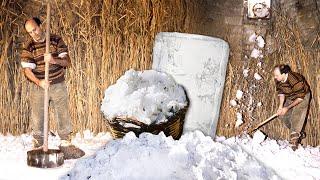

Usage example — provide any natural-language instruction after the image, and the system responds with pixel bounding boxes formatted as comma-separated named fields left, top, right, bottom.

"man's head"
left=24, top=17, right=44, bottom=42
left=274, top=64, right=291, bottom=82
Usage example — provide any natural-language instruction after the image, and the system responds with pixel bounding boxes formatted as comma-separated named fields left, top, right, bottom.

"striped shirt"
left=20, top=34, right=69, bottom=84
left=275, top=71, right=310, bottom=100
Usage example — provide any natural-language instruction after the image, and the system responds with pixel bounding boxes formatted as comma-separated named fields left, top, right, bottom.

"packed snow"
left=101, top=69, right=187, bottom=125
left=0, top=130, right=320, bottom=180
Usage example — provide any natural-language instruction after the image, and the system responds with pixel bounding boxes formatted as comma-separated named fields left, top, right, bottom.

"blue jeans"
left=30, top=82, right=72, bottom=142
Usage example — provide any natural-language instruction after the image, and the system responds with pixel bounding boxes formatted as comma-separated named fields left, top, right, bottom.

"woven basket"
left=105, top=104, right=188, bottom=140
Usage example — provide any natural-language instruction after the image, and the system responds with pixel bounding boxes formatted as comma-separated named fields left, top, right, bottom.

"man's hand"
left=38, top=80, right=50, bottom=90
left=277, top=107, right=289, bottom=116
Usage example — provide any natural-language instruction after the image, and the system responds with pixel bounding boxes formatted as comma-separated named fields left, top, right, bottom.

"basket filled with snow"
left=101, top=69, right=189, bottom=139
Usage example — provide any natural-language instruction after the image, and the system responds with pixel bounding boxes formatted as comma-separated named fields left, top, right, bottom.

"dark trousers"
left=279, top=93, right=311, bottom=134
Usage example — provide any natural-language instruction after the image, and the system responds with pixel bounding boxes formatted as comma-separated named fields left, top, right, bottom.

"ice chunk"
left=235, top=113, right=243, bottom=128
left=236, top=90, right=243, bottom=100
left=243, top=69, right=249, bottom=77
left=254, top=73, right=262, bottom=80
left=251, top=48, right=263, bottom=59
left=256, top=36, right=265, bottom=48
left=249, top=33, right=257, bottom=42
left=230, top=99, right=237, bottom=107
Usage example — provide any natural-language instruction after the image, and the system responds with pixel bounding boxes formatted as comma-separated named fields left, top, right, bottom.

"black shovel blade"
left=27, top=149, right=64, bottom=168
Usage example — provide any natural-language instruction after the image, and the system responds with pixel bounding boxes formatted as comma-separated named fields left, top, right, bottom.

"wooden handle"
left=43, top=0, right=51, bottom=152
left=249, top=113, right=278, bottom=134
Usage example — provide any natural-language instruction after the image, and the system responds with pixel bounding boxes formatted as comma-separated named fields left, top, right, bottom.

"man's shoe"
left=59, top=140, right=85, bottom=160
left=289, top=132, right=302, bottom=151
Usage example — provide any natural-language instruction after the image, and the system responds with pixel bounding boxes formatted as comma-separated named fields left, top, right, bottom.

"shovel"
left=27, top=1, right=64, bottom=168
left=248, top=113, right=278, bottom=135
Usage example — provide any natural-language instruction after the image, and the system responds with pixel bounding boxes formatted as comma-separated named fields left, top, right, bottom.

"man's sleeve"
left=292, top=81, right=307, bottom=99
left=275, top=81, right=284, bottom=95
left=20, top=42, right=36, bottom=69
left=57, top=36, right=69, bottom=58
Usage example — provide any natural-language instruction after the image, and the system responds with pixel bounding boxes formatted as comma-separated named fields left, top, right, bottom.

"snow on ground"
left=101, top=69, right=187, bottom=125
left=0, top=130, right=320, bottom=180
left=0, top=131, right=112, bottom=180
left=223, top=133, right=320, bottom=180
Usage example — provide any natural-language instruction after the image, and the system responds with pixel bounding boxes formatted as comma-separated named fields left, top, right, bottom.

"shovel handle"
left=43, top=0, right=51, bottom=152
left=249, top=113, right=278, bottom=133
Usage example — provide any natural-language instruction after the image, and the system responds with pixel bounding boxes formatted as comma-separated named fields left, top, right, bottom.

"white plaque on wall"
left=152, top=32, right=229, bottom=137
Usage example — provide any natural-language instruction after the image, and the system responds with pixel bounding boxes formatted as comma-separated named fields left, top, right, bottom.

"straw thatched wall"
left=0, top=0, right=319, bottom=146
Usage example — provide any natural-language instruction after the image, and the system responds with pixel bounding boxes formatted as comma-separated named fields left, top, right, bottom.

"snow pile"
left=63, top=131, right=279, bottom=180
left=224, top=135, right=320, bottom=180
left=101, top=69, right=187, bottom=125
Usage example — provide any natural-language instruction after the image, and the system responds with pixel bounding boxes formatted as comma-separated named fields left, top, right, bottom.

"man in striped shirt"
left=21, top=17, right=84, bottom=159
left=273, top=64, right=311, bottom=150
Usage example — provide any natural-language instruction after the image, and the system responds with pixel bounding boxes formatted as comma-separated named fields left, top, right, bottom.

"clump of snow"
left=254, top=73, right=262, bottom=80
left=249, top=33, right=257, bottom=42
left=236, top=90, right=243, bottom=100
left=63, top=131, right=279, bottom=180
left=256, top=36, right=265, bottom=48
left=253, top=130, right=266, bottom=144
left=243, top=69, right=249, bottom=77
left=235, top=112, right=244, bottom=128
left=101, top=69, right=187, bottom=125
left=251, top=48, right=263, bottom=59
left=230, top=99, right=237, bottom=107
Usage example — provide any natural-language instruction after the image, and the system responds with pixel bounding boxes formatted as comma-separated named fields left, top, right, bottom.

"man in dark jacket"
left=273, top=64, right=311, bottom=150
